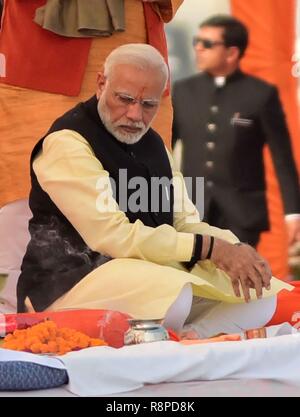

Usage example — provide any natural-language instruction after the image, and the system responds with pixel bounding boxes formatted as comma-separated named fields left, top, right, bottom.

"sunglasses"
left=192, top=37, right=225, bottom=49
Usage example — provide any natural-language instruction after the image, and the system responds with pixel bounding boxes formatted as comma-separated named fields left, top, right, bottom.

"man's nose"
left=126, top=102, right=143, bottom=121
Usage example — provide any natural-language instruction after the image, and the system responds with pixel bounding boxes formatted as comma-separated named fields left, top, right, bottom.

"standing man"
left=172, top=15, right=300, bottom=248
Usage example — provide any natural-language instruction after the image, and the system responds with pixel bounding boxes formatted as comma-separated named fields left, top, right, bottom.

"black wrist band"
left=183, top=234, right=203, bottom=270
left=206, top=236, right=214, bottom=259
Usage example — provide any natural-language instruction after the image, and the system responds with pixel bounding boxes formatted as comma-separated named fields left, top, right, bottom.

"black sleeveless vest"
left=17, top=96, right=174, bottom=312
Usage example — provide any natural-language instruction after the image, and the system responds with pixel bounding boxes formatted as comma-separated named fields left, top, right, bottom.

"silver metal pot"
left=124, top=319, right=169, bottom=345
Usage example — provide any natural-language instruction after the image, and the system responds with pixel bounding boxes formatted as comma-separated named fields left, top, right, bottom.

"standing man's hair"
left=200, top=15, right=249, bottom=58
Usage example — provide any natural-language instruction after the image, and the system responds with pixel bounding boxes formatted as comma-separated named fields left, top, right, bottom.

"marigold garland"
left=3, top=320, right=107, bottom=355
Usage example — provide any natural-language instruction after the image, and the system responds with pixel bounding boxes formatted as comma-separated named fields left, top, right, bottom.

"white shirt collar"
left=214, top=76, right=226, bottom=87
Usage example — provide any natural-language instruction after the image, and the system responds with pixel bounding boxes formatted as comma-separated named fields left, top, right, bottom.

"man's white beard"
left=98, top=94, right=151, bottom=145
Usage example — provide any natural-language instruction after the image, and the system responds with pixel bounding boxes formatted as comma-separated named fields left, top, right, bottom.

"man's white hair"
left=103, top=43, right=169, bottom=90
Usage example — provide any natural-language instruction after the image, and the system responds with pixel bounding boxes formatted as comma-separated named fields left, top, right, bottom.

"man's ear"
left=227, top=46, right=240, bottom=65
left=96, top=72, right=106, bottom=99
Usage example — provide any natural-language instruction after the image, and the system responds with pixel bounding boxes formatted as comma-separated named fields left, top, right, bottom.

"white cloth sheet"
left=0, top=324, right=298, bottom=396
left=59, top=324, right=300, bottom=396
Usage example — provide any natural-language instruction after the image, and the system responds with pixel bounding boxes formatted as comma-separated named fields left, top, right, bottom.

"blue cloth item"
left=0, top=361, right=68, bottom=391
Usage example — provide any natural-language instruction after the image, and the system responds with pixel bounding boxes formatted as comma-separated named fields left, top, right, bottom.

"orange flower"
left=3, top=320, right=107, bottom=355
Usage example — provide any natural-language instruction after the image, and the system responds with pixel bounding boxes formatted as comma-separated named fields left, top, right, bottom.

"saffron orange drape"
left=0, top=0, right=182, bottom=208
left=231, top=0, right=300, bottom=279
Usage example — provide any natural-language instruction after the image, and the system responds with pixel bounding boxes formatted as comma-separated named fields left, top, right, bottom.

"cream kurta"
left=31, top=130, right=292, bottom=318
left=0, top=0, right=183, bottom=207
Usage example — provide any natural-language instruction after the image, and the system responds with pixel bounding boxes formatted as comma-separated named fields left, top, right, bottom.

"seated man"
left=17, top=44, right=296, bottom=336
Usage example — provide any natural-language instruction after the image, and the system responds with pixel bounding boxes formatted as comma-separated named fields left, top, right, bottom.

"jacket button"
left=207, top=123, right=217, bottom=133
left=206, top=181, right=214, bottom=188
left=130, top=151, right=136, bottom=159
left=211, top=106, right=219, bottom=114
left=206, top=142, right=215, bottom=150
left=205, top=161, right=214, bottom=169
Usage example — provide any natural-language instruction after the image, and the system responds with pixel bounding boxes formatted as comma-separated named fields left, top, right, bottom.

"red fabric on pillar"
left=143, top=3, right=168, bottom=64
left=231, top=0, right=300, bottom=279
left=143, top=3, right=170, bottom=95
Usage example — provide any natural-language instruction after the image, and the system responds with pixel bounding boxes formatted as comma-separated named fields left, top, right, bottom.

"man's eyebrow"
left=116, top=91, right=159, bottom=103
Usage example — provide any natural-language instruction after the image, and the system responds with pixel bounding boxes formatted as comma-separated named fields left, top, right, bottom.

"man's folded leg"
left=46, top=258, right=243, bottom=319
left=46, top=258, right=296, bottom=336
left=185, top=296, right=277, bottom=339
left=185, top=282, right=300, bottom=338
left=47, top=258, right=197, bottom=322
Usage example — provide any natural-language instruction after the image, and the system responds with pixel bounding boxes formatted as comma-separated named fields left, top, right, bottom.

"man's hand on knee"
left=200, top=237, right=272, bottom=303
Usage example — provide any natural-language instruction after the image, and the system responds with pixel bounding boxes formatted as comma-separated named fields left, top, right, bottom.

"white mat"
left=1, top=324, right=299, bottom=397
left=60, top=327, right=300, bottom=396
